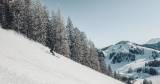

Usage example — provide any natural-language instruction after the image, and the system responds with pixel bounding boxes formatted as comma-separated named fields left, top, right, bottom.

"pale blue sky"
left=41, top=0, right=160, bottom=48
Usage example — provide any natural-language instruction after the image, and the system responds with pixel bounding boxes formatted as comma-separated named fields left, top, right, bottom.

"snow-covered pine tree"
left=23, top=0, right=32, bottom=37
left=66, top=17, right=75, bottom=57
left=66, top=17, right=101, bottom=71
left=79, top=32, right=89, bottom=65
left=71, top=27, right=82, bottom=62
left=106, top=64, right=112, bottom=76
left=88, top=40, right=101, bottom=71
left=66, top=18, right=88, bottom=65
left=0, top=0, right=13, bottom=29
left=10, top=0, right=26, bottom=32
left=10, top=0, right=48, bottom=45
left=97, top=49, right=107, bottom=74
left=46, top=11, right=56, bottom=51
left=47, top=10, right=70, bottom=57
left=29, top=0, right=49, bottom=45
left=10, top=0, right=32, bottom=36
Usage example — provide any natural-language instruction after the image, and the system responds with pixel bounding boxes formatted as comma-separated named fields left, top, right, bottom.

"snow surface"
left=147, top=76, right=160, bottom=84
left=0, top=27, right=124, bottom=84
left=146, top=38, right=160, bottom=44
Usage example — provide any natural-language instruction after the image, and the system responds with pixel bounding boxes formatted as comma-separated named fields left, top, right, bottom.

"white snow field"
left=147, top=76, right=160, bottom=84
left=0, top=27, right=123, bottom=84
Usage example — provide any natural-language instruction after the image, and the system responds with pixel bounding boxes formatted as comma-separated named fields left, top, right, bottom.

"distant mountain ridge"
left=143, top=42, right=160, bottom=51
left=146, top=38, right=160, bottom=44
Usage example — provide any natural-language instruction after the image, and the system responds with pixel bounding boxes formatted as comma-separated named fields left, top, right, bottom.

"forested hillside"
left=0, top=0, right=107, bottom=75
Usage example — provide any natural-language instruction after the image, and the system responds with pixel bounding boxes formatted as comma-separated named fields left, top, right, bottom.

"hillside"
left=0, top=27, right=123, bottom=84
left=102, top=41, right=160, bottom=83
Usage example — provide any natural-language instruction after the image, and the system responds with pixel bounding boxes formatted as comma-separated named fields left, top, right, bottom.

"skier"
left=50, top=48, right=55, bottom=55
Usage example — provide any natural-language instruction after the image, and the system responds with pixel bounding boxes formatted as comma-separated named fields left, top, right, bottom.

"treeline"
left=0, top=0, right=107, bottom=74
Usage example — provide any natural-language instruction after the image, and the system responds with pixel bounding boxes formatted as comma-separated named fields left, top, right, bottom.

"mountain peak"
left=116, top=41, right=130, bottom=45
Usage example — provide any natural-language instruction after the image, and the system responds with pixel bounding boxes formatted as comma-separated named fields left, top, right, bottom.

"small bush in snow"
left=136, top=67, right=158, bottom=75
left=143, top=79, right=152, bottom=84
left=145, top=60, right=160, bottom=67
left=127, top=67, right=133, bottom=73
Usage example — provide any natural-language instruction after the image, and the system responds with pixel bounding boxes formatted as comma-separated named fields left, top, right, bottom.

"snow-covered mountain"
left=146, top=38, right=160, bottom=44
left=0, top=27, right=124, bottom=84
left=102, top=41, right=160, bottom=84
